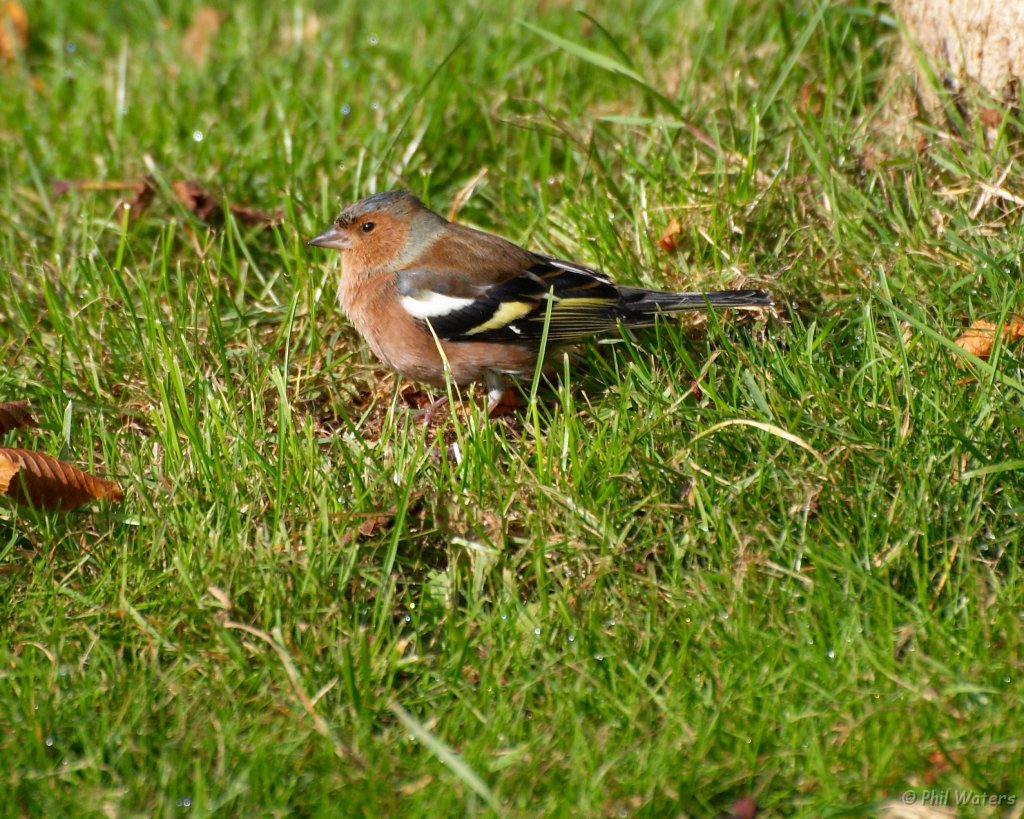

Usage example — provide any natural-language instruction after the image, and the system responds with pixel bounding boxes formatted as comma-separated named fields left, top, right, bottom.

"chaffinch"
left=308, top=189, right=771, bottom=415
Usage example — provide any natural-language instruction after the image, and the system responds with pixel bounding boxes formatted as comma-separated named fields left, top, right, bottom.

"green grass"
left=2, top=0, right=1022, bottom=815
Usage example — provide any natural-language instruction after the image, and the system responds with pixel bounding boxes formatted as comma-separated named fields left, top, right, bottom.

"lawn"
left=1, top=0, right=1022, bottom=815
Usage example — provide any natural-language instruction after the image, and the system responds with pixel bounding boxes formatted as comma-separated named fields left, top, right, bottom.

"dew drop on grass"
left=533, top=627, right=541, bottom=636
left=45, top=736, right=55, bottom=747
left=368, top=34, right=379, bottom=45
left=593, top=653, right=604, bottom=661
left=826, top=647, right=835, bottom=659
left=192, top=130, right=203, bottom=142
left=371, top=101, right=380, bottom=111
left=341, top=104, right=351, bottom=116
left=177, top=796, right=192, bottom=808
left=65, top=42, right=76, bottom=53
left=500, top=613, right=507, bottom=621
left=567, top=634, right=575, bottom=643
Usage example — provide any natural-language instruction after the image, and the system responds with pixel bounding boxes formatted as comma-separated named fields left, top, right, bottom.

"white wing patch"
left=400, top=292, right=476, bottom=320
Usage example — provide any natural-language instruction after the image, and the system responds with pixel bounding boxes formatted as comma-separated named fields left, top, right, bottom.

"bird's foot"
left=486, top=386, right=518, bottom=418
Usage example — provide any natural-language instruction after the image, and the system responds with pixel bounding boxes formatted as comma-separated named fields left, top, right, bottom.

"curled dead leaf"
left=954, top=317, right=1024, bottom=360
left=0, top=401, right=37, bottom=434
left=0, top=447, right=123, bottom=511
left=658, top=218, right=682, bottom=252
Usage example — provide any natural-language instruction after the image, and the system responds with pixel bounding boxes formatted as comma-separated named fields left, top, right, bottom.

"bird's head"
left=308, top=189, right=444, bottom=274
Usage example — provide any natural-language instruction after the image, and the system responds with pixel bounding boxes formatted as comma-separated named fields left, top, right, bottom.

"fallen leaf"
left=797, top=81, right=823, bottom=115
left=0, top=401, right=37, bottom=434
left=978, top=108, right=1002, bottom=129
left=118, top=176, right=157, bottom=220
left=172, top=180, right=281, bottom=227
left=0, top=447, right=123, bottom=511
left=172, top=179, right=221, bottom=222
left=357, top=513, right=392, bottom=538
left=226, top=201, right=283, bottom=227
left=954, top=317, right=1024, bottom=360
left=658, top=217, right=682, bottom=251
left=0, top=456, right=18, bottom=494
left=0, top=1, right=28, bottom=60
left=179, top=6, right=223, bottom=67
left=53, top=176, right=280, bottom=228
left=729, top=795, right=758, bottom=819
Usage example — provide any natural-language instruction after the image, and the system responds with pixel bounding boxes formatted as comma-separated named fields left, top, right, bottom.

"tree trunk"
left=892, top=0, right=1024, bottom=124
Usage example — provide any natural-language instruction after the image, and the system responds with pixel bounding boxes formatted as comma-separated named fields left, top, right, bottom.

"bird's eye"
left=361, top=221, right=376, bottom=233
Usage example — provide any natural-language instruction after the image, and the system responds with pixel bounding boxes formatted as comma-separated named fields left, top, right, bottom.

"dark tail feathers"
left=617, top=288, right=772, bottom=323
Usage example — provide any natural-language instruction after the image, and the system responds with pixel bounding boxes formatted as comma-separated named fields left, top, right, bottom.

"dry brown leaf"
left=0, top=447, right=123, bottom=511
left=172, top=179, right=221, bottom=222
left=171, top=180, right=281, bottom=227
left=226, top=201, right=282, bottom=227
left=954, top=317, right=1024, bottom=360
left=0, top=401, right=36, bottom=434
left=179, top=6, right=223, bottom=67
left=978, top=107, right=1003, bottom=129
left=448, top=167, right=488, bottom=222
left=0, top=1, right=28, bottom=60
left=729, top=796, right=758, bottom=819
left=54, top=177, right=279, bottom=228
left=0, top=456, right=18, bottom=494
left=658, top=218, right=682, bottom=252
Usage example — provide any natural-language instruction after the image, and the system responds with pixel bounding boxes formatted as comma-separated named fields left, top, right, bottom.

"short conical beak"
left=307, top=224, right=351, bottom=250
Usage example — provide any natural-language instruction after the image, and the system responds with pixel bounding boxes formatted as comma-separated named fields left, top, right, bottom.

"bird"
left=308, top=189, right=771, bottom=417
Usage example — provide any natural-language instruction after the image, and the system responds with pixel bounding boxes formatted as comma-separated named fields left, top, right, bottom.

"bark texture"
left=893, top=0, right=1024, bottom=120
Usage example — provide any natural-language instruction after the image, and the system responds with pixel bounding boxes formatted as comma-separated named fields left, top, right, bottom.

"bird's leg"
left=416, top=394, right=450, bottom=425
left=485, top=371, right=517, bottom=418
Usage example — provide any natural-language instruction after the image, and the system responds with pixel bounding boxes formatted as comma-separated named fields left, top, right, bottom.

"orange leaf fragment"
left=0, top=1, right=28, bottom=60
left=180, top=6, right=223, bottom=67
left=954, top=318, right=1024, bottom=360
left=0, top=401, right=37, bottom=434
left=0, top=448, right=123, bottom=511
left=658, top=218, right=682, bottom=252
